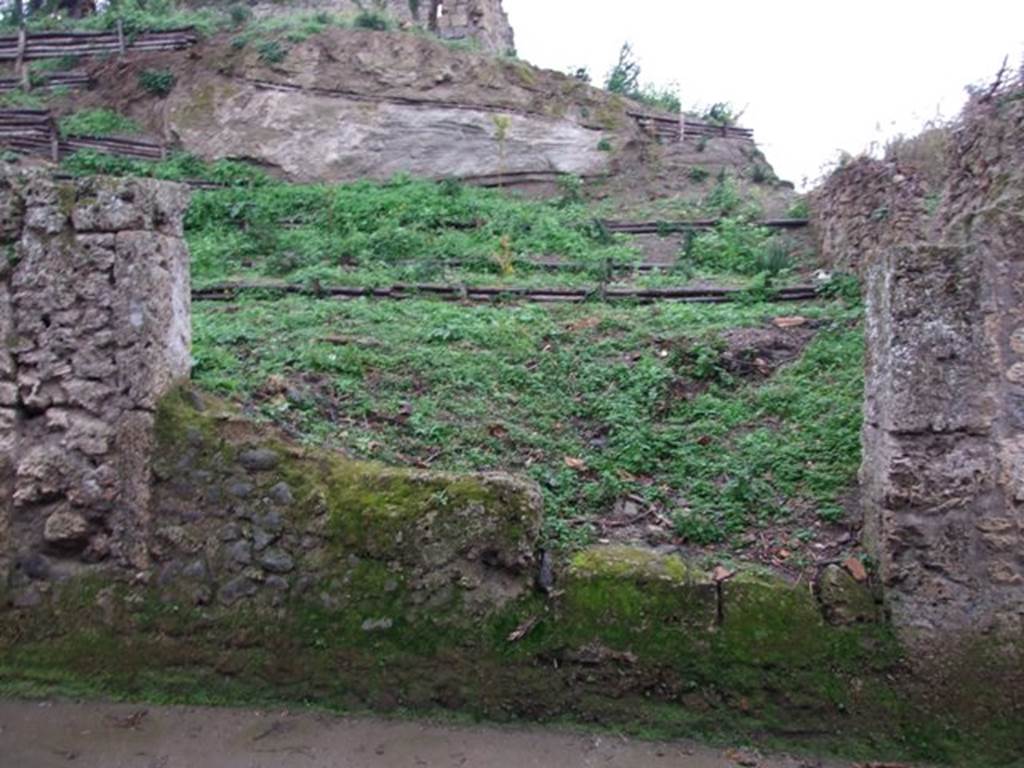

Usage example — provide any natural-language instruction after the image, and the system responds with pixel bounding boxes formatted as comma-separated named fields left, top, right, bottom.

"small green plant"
left=556, top=174, right=584, bottom=207
left=0, top=90, right=45, bottom=109
left=818, top=273, right=862, bottom=304
left=690, top=218, right=774, bottom=275
left=354, top=10, right=392, bottom=30
left=705, top=176, right=741, bottom=216
left=754, top=240, right=791, bottom=279
left=605, top=41, right=680, bottom=113
left=750, top=164, right=773, bottom=184
left=786, top=198, right=810, bottom=219
left=701, top=102, right=743, bottom=127
left=138, top=69, right=176, bottom=97
left=256, top=40, right=287, bottom=64
left=228, top=3, right=252, bottom=26
left=688, top=167, right=709, bottom=183
left=695, top=136, right=708, bottom=153
left=58, top=109, right=142, bottom=138
left=597, top=138, right=613, bottom=152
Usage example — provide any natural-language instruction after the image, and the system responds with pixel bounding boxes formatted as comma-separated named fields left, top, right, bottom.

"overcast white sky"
left=503, top=0, right=1024, bottom=188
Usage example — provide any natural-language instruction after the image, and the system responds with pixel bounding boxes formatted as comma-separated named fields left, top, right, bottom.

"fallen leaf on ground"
left=563, top=456, right=588, bottom=471
left=844, top=556, right=868, bottom=582
left=712, top=565, right=735, bottom=582
left=107, top=710, right=148, bottom=730
left=506, top=616, right=540, bottom=642
left=772, top=315, right=807, bottom=328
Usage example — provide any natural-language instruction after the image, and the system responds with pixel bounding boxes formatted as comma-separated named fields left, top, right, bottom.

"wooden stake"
left=16, top=26, right=29, bottom=91
left=116, top=19, right=126, bottom=58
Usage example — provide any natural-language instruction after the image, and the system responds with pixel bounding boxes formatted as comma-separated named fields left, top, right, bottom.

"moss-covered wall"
left=3, top=385, right=1023, bottom=765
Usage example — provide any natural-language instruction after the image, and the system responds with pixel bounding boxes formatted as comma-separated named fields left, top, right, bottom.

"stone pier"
left=0, top=170, right=190, bottom=578
left=818, top=82, right=1024, bottom=639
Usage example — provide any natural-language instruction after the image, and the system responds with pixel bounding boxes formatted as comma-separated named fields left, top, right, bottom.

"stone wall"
left=0, top=171, right=191, bottom=582
left=820, top=76, right=1024, bottom=638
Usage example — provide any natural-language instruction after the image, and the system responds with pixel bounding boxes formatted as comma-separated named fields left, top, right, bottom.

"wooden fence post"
left=48, top=113, right=59, bottom=163
left=16, top=26, right=29, bottom=91
left=117, top=19, right=126, bottom=58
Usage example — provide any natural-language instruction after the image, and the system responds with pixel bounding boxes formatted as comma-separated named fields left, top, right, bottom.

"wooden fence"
left=0, top=23, right=195, bottom=89
left=628, top=111, right=755, bottom=144
left=0, top=25, right=196, bottom=61
left=0, top=108, right=164, bottom=161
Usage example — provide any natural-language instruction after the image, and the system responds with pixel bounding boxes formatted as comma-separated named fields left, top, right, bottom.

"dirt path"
left=0, top=698, right=851, bottom=768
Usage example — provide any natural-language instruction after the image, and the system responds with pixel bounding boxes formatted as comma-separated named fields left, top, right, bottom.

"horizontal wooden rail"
left=193, top=280, right=820, bottom=305
left=601, top=218, right=809, bottom=234
left=0, top=72, right=90, bottom=91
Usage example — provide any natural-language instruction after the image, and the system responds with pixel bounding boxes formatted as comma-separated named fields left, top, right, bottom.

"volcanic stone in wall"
left=0, top=170, right=191, bottom=575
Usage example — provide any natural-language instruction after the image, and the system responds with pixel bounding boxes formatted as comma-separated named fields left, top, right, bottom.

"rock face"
left=827, top=77, right=1024, bottom=639
left=141, top=28, right=632, bottom=186
left=0, top=170, right=191, bottom=572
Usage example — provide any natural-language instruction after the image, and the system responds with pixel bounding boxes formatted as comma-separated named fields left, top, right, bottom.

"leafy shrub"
left=354, top=10, right=392, bottom=30
left=705, top=176, right=741, bottom=215
left=701, top=102, right=743, bottom=127
left=689, top=218, right=774, bottom=275
left=605, top=42, right=641, bottom=96
left=228, top=4, right=252, bottom=26
left=750, top=164, right=773, bottom=184
left=62, top=150, right=271, bottom=187
left=556, top=174, right=584, bottom=207
left=58, top=109, right=141, bottom=138
left=605, top=41, right=680, bottom=113
left=138, top=69, right=176, bottom=97
left=786, top=198, right=810, bottom=219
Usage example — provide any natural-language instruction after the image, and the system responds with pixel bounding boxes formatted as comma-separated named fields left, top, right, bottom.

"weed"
left=597, top=138, right=613, bottom=152
left=700, top=102, right=744, bottom=127
left=228, top=4, right=252, bottom=26
left=786, top=198, right=810, bottom=219
left=354, top=10, right=392, bottom=30
left=689, top=218, right=774, bottom=275
left=0, top=90, right=45, bottom=109
left=138, top=69, right=176, bottom=97
left=256, top=40, right=288, bottom=64
left=755, top=241, right=791, bottom=279
left=556, top=174, right=584, bottom=208
left=817, top=273, right=861, bottom=305
left=688, top=167, right=709, bottom=183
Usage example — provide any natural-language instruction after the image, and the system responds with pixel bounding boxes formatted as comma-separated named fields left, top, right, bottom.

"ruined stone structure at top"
left=246, top=0, right=516, bottom=55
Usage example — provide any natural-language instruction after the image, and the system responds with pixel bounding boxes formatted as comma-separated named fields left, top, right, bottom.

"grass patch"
left=184, top=176, right=640, bottom=287
left=191, top=296, right=863, bottom=549
left=58, top=108, right=141, bottom=138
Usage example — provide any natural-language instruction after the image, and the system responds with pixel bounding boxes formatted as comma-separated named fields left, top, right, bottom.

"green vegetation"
left=0, top=90, right=46, bottom=109
left=58, top=108, right=141, bottom=138
left=138, top=68, right=176, bottom=97
left=184, top=175, right=640, bottom=287
left=605, top=41, right=681, bottom=114
left=192, top=295, right=863, bottom=549
left=61, top=150, right=271, bottom=186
